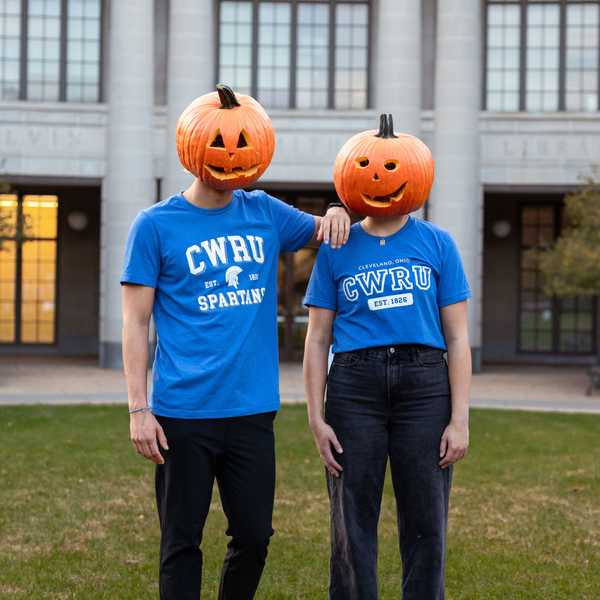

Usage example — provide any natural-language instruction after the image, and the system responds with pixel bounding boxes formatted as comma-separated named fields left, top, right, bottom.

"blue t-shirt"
left=121, top=190, right=315, bottom=418
left=304, top=217, right=471, bottom=352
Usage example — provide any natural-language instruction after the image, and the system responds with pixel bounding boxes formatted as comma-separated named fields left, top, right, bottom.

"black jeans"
left=155, top=411, right=276, bottom=600
left=325, top=344, right=452, bottom=600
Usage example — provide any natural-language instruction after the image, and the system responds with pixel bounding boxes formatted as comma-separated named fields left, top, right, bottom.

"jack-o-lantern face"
left=176, top=84, right=275, bottom=191
left=333, top=114, right=434, bottom=217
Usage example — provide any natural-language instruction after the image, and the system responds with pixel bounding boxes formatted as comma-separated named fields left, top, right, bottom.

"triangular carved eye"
left=210, top=131, right=225, bottom=148
left=237, top=131, right=248, bottom=148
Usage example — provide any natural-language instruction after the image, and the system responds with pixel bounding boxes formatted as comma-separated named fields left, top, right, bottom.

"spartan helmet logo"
left=225, top=266, right=243, bottom=289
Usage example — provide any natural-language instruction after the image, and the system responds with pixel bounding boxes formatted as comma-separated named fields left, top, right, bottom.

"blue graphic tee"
left=121, top=190, right=315, bottom=418
left=304, top=218, right=471, bottom=352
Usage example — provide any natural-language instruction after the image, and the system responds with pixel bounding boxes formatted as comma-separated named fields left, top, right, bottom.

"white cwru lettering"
left=247, top=235, right=265, bottom=263
left=227, top=235, right=252, bottom=262
left=342, top=277, right=358, bottom=302
left=186, top=244, right=205, bottom=275
left=389, top=266, right=413, bottom=291
left=412, top=265, right=431, bottom=290
left=355, top=269, right=388, bottom=296
left=200, top=236, right=228, bottom=267
left=186, top=234, right=266, bottom=275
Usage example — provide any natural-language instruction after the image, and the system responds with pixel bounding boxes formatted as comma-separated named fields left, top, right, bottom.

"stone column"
left=163, top=0, right=215, bottom=196
left=99, top=0, right=155, bottom=368
left=375, top=0, right=422, bottom=136
left=429, top=0, right=483, bottom=370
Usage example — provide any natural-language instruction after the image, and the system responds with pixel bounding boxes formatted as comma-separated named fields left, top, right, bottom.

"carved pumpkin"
left=176, top=84, right=275, bottom=191
left=333, top=114, right=434, bottom=217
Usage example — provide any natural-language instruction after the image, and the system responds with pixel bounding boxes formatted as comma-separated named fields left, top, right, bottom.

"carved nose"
left=373, top=173, right=379, bottom=181
left=228, top=152, right=235, bottom=159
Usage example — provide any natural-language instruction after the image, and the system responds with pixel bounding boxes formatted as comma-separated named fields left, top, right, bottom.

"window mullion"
left=519, top=0, right=527, bottom=111
left=59, top=0, right=68, bottom=102
left=327, top=0, right=335, bottom=109
left=14, top=196, right=23, bottom=344
left=289, top=0, right=298, bottom=109
left=251, top=0, right=259, bottom=99
left=19, top=0, right=27, bottom=100
left=558, top=0, right=566, bottom=111
left=598, top=0, right=600, bottom=111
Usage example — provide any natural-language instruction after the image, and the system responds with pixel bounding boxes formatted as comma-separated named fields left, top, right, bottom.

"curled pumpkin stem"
left=376, top=113, right=398, bottom=139
left=216, top=84, right=241, bottom=109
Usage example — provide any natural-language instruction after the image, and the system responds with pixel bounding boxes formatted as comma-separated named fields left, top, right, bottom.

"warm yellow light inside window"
left=0, top=194, right=18, bottom=238
left=0, top=194, right=58, bottom=345
left=0, top=240, right=16, bottom=343
left=23, top=195, right=58, bottom=239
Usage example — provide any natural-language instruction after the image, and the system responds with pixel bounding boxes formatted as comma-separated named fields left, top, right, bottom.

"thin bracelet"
left=129, top=406, right=151, bottom=415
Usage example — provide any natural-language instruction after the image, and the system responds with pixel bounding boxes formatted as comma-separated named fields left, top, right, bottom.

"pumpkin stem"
left=216, top=84, right=241, bottom=109
left=375, top=113, right=398, bottom=139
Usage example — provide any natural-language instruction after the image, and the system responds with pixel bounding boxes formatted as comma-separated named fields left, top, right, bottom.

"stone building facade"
left=0, top=0, right=598, bottom=368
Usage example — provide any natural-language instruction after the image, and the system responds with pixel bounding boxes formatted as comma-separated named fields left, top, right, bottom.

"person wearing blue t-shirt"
left=121, top=86, right=350, bottom=600
left=303, top=122, right=471, bottom=600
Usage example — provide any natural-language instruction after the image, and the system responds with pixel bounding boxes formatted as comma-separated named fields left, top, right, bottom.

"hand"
left=439, top=420, right=469, bottom=469
left=317, top=206, right=350, bottom=249
left=310, top=419, right=343, bottom=477
left=130, top=410, right=169, bottom=465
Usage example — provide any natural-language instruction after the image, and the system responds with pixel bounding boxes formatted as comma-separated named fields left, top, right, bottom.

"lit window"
left=0, top=193, right=58, bottom=345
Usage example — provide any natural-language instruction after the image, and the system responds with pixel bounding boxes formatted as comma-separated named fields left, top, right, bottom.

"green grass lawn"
left=1, top=405, right=599, bottom=599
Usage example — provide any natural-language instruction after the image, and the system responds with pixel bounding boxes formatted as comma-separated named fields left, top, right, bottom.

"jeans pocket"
left=417, top=350, right=445, bottom=368
left=332, top=352, right=360, bottom=368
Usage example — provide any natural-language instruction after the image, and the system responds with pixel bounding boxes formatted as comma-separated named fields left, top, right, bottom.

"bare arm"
left=439, top=300, right=471, bottom=469
left=303, top=307, right=344, bottom=476
left=122, top=284, right=168, bottom=465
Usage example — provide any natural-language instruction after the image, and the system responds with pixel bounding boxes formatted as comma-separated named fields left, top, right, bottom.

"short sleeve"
left=120, top=211, right=161, bottom=288
left=437, top=232, right=471, bottom=307
left=267, top=194, right=315, bottom=252
left=304, top=246, right=337, bottom=311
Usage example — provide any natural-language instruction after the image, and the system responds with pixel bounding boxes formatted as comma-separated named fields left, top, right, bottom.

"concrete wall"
left=1, top=103, right=598, bottom=188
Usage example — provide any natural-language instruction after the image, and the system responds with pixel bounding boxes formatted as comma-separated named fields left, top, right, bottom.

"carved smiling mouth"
left=204, top=164, right=260, bottom=180
left=361, top=182, right=407, bottom=207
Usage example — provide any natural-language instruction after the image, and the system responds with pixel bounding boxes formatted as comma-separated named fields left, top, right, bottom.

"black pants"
left=325, top=345, right=452, bottom=600
left=155, top=411, right=276, bottom=600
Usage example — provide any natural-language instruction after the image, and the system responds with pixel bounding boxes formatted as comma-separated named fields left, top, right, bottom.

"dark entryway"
left=0, top=184, right=101, bottom=356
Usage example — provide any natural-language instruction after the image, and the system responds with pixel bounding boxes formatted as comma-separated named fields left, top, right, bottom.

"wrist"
left=128, top=395, right=147, bottom=407
left=326, top=201, right=347, bottom=214
left=308, top=412, right=325, bottom=429
left=450, top=414, right=469, bottom=428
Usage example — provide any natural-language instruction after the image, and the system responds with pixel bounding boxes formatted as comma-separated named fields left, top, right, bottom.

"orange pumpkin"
left=333, top=114, right=434, bottom=217
left=176, top=84, right=275, bottom=191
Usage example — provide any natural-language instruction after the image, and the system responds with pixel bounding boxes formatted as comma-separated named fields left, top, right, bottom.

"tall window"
left=0, top=0, right=102, bottom=102
left=519, top=204, right=596, bottom=354
left=218, top=0, right=370, bottom=110
left=0, top=193, right=58, bottom=345
left=485, top=0, right=600, bottom=112
left=0, top=0, right=21, bottom=100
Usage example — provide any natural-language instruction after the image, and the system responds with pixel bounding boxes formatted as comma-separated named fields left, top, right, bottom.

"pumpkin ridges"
left=333, top=115, right=434, bottom=217
left=176, top=86, right=274, bottom=189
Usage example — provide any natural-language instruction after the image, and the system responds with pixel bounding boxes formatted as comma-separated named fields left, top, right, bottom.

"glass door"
left=518, top=203, right=596, bottom=354
left=0, top=193, right=58, bottom=345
